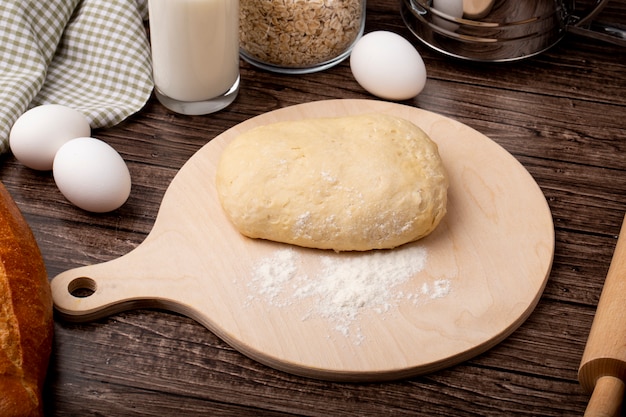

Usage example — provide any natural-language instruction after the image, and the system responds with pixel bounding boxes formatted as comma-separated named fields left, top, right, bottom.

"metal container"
left=240, top=0, right=366, bottom=74
left=400, top=0, right=621, bottom=62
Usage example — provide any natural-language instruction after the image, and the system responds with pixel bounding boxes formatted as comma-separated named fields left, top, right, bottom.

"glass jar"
left=240, top=0, right=366, bottom=74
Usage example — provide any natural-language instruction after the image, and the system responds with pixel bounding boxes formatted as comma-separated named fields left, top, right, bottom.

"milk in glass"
left=149, top=0, right=239, bottom=114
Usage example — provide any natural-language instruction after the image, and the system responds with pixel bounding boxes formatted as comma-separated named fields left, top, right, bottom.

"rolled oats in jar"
left=240, top=0, right=366, bottom=74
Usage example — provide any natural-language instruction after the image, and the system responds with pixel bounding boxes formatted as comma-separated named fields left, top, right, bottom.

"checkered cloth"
left=0, top=0, right=153, bottom=154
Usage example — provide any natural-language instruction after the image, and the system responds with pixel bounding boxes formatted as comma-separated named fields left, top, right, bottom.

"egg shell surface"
left=53, top=137, right=131, bottom=213
left=9, top=104, right=91, bottom=170
left=432, top=0, right=463, bottom=30
left=350, top=31, right=427, bottom=101
left=432, top=0, right=464, bottom=18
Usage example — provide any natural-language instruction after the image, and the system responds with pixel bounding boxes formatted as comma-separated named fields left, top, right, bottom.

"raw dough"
left=215, top=113, right=448, bottom=251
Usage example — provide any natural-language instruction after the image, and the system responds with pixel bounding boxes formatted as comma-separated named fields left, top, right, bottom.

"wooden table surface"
left=2, top=1, right=626, bottom=415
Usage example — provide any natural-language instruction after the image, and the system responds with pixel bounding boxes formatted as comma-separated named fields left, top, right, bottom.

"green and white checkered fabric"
left=0, top=0, right=153, bottom=155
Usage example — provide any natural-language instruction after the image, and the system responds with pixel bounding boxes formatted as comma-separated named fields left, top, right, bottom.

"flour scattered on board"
left=246, top=245, right=451, bottom=343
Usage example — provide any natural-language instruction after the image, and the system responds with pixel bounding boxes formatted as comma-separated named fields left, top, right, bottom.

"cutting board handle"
left=51, top=259, right=154, bottom=322
left=50, top=237, right=193, bottom=322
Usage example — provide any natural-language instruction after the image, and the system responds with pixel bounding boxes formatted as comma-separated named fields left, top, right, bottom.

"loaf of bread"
left=0, top=181, right=53, bottom=417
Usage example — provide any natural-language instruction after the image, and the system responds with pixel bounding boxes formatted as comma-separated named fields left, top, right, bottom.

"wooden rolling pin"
left=579, top=214, right=626, bottom=417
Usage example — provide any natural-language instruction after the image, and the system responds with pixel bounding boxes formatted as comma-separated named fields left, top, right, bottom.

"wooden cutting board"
left=50, top=99, right=554, bottom=381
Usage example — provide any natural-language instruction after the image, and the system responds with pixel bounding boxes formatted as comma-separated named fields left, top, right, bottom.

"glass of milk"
left=148, top=0, right=240, bottom=115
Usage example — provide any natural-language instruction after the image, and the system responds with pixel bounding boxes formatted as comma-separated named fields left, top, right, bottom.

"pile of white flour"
left=245, top=245, right=451, bottom=343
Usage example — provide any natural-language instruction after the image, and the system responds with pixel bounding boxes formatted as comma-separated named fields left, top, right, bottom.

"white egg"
left=433, top=0, right=464, bottom=18
left=350, top=31, right=427, bottom=101
left=432, top=0, right=463, bottom=30
left=53, top=137, right=131, bottom=213
left=9, top=104, right=91, bottom=171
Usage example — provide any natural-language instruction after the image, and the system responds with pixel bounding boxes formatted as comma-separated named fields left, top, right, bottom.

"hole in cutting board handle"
left=68, top=277, right=97, bottom=298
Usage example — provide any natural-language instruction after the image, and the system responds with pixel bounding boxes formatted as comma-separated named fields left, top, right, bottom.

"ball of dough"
left=216, top=113, right=448, bottom=251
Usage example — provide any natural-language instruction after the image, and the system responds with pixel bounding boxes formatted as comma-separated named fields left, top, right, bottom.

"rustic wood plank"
left=2, top=0, right=626, bottom=414
left=43, top=304, right=594, bottom=416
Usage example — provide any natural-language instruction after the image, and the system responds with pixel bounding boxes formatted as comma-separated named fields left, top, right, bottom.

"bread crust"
left=0, top=182, right=53, bottom=417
